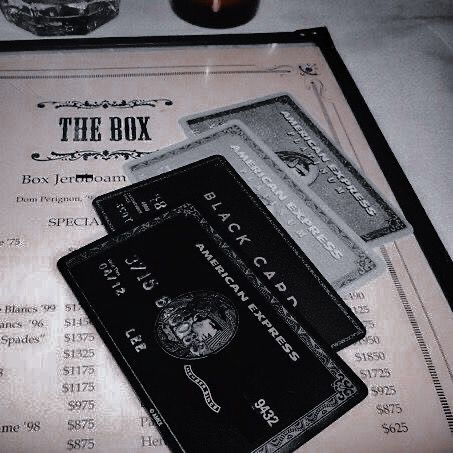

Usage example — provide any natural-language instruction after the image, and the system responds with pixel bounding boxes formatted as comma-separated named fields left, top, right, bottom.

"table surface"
left=0, top=0, right=451, bottom=261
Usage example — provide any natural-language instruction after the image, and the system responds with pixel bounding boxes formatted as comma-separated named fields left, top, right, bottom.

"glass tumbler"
left=0, top=0, right=120, bottom=36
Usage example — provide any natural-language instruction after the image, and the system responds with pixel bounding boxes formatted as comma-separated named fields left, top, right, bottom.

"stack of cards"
left=58, top=93, right=412, bottom=452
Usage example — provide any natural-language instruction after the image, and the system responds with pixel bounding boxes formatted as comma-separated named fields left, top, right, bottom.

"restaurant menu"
left=0, top=41, right=451, bottom=452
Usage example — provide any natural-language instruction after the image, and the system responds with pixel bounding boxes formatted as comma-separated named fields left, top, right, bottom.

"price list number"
left=64, top=318, right=91, bottom=328
left=351, top=304, right=370, bottom=315
left=362, top=319, right=376, bottom=330
left=346, top=292, right=410, bottom=438
left=355, top=351, right=386, bottom=362
left=62, top=382, right=96, bottom=394
left=360, top=368, right=392, bottom=380
left=62, top=303, right=98, bottom=450
left=63, top=365, right=96, bottom=377
left=67, top=419, right=95, bottom=432
left=65, top=303, right=82, bottom=313
left=65, top=333, right=96, bottom=343
left=63, top=349, right=95, bottom=360
left=0, top=238, right=23, bottom=247
left=382, top=422, right=409, bottom=435
left=67, top=400, right=96, bottom=412
left=371, top=385, right=397, bottom=397
left=67, top=438, right=95, bottom=450
left=358, top=335, right=381, bottom=345
left=376, top=403, right=403, bottom=416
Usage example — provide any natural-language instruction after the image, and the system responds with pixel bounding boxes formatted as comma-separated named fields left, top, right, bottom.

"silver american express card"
left=180, top=93, right=412, bottom=245
left=124, top=122, right=383, bottom=292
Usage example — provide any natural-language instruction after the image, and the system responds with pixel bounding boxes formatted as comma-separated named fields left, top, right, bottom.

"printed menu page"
left=0, top=42, right=451, bottom=452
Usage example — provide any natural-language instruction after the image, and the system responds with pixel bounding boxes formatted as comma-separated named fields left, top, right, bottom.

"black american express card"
left=93, top=156, right=365, bottom=351
left=58, top=204, right=367, bottom=453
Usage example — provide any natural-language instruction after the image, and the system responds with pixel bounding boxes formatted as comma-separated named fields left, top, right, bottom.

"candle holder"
left=170, top=0, right=260, bottom=29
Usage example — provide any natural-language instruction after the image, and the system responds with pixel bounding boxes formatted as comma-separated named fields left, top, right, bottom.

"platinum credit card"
left=181, top=93, right=412, bottom=245
left=125, top=122, right=382, bottom=294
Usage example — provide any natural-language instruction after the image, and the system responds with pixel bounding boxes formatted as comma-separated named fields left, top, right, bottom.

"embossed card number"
left=254, top=399, right=280, bottom=427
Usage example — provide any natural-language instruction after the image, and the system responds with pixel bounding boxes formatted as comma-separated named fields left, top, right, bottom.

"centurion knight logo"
left=276, top=150, right=319, bottom=185
left=155, top=291, right=238, bottom=360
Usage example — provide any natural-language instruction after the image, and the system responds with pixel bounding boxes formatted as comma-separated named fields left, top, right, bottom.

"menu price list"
left=61, top=302, right=97, bottom=452
left=343, top=289, right=410, bottom=439
left=2, top=250, right=453, bottom=453
left=0, top=282, right=423, bottom=452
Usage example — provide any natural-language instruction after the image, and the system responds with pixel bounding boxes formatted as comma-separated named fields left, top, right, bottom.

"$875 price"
left=67, top=438, right=95, bottom=450
left=376, top=403, right=402, bottom=415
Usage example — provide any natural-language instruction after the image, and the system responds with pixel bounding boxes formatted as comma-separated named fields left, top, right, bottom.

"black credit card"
left=58, top=204, right=367, bottom=453
left=93, top=155, right=365, bottom=350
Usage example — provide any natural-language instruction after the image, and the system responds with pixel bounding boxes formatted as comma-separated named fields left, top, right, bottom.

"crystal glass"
left=0, top=0, right=120, bottom=36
